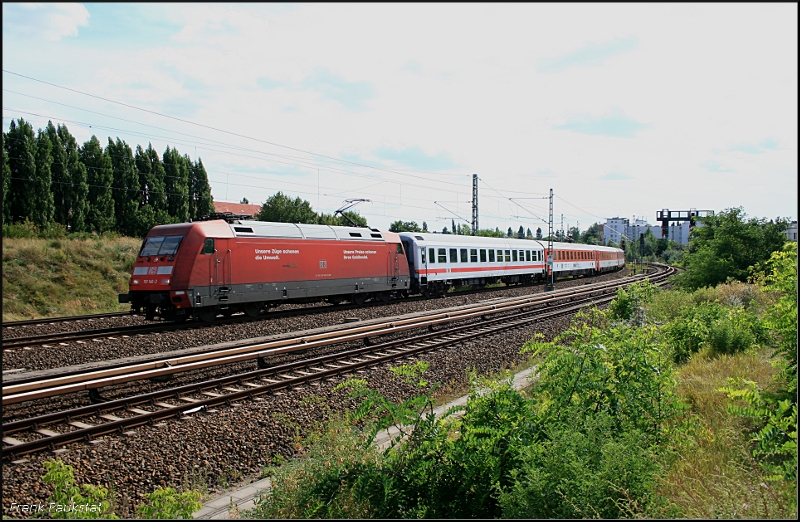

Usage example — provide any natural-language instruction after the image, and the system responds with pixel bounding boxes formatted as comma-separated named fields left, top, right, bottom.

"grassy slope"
left=2, top=236, right=141, bottom=321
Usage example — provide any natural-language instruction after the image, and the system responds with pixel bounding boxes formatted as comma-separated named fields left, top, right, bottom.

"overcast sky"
left=3, top=3, right=797, bottom=233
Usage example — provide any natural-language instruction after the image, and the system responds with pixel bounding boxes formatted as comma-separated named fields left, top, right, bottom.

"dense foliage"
left=675, top=207, right=790, bottom=290
left=3, top=118, right=214, bottom=237
left=250, top=263, right=797, bottom=519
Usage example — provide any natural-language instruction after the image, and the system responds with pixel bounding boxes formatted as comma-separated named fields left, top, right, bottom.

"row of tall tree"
left=2, top=118, right=215, bottom=237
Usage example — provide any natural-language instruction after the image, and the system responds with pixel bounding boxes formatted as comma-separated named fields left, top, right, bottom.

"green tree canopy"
left=389, top=220, right=422, bottom=233
left=318, top=211, right=368, bottom=227
left=457, top=223, right=472, bottom=235
left=46, top=122, right=69, bottom=228
left=2, top=132, right=10, bottom=225
left=676, top=207, right=790, bottom=290
left=476, top=228, right=505, bottom=238
left=5, top=118, right=38, bottom=225
left=80, top=135, right=115, bottom=233
left=107, top=137, right=139, bottom=237
left=189, top=157, right=214, bottom=221
left=163, top=146, right=190, bottom=223
left=135, top=143, right=167, bottom=212
left=579, top=223, right=602, bottom=245
left=57, top=124, right=88, bottom=232
left=33, top=127, right=55, bottom=228
left=257, top=191, right=317, bottom=224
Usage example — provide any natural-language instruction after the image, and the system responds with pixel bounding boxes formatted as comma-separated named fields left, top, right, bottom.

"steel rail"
left=2, top=268, right=671, bottom=458
left=1, top=268, right=631, bottom=346
left=2, top=271, right=656, bottom=404
left=2, top=312, right=132, bottom=328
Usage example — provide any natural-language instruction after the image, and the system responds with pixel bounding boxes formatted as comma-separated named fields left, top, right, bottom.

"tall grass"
left=2, top=236, right=141, bottom=321
left=656, top=348, right=796, bottom=518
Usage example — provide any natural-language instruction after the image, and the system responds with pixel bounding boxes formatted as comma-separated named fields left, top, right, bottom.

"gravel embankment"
left=2, top=271, right=628, bottom=519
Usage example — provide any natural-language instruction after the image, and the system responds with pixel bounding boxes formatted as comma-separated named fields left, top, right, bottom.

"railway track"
left=1, top=265, right=673, bottom=459
left=1, top=312, right=132, bottom=328
left=1, top=272, right=627, bottom=349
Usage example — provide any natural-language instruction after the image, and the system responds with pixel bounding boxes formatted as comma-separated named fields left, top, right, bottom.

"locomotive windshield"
left=140, top=235, right=184, bottom=256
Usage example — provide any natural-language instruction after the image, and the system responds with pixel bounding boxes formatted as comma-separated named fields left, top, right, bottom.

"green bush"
left=41, top=459, right=117, bottom=519
left=251, top=416, right=379, bottom=519
left=499, top=414, right=664, bottom=518
left=135, top=487, right=203, bottom=519
left=662, top=302, right=766, bottom=363
left=2, top=219, right=40, bottom=238
left=608, top=280, right=658, bottom=323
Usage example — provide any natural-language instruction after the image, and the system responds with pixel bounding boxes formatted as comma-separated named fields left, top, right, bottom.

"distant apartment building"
left=787, top=220, right=798, bottom=241
left=604, top=217, right=628, bottom=245
left=604, top=216, right=692, bottom=245
left=666, top=221, right=691, bottom=244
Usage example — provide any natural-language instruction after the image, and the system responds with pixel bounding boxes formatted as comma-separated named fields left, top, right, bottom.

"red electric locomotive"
left=119, top=217, right=410, bottom=322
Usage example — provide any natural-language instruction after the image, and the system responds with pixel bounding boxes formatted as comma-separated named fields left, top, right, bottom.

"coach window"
left=519, top=249, right=524, bottom=261
left=421, top=249, right=426, bottom=264
left=429, top=248, right=435, bottom=263
left=438, top=248, right=447, bottom=263
left=480, top=249, right=487, bottom=262
left=505, top=250, right=511, bottom=262
left=525, top=250, right=531, bottom=262
left=470, top=249, right=478, bottom=263
left=497, top=249, right=503, bottom=262
left=450, top=248, right=458, bottom=263
left=489, top=249, right=495, bottom=262
left=201, top=238, right=214, bottom=255
left=460, top=248, right=468, bottom=263
left=512, top=250, right=518, bottom=262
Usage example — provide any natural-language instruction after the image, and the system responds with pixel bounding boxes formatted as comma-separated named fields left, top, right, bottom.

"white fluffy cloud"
left=2, top=3, right=796, bottom=231
left=3, top=3, right=89, bottom=41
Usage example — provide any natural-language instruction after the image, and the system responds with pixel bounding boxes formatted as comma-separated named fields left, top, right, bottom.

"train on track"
left=119, top=215, right=625, bottom=321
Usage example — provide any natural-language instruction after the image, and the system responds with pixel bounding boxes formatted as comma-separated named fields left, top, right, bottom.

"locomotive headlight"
left=132, top=279, right=140, bottom=285
left=162, top=278, right=171, bottom=285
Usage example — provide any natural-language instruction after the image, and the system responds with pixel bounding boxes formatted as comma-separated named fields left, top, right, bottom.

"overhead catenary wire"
left=2, top=70, right=469, bottom=185
left=3, top=72, right=610, bottom=231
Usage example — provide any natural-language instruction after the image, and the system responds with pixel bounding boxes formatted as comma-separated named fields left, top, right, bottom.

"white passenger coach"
left=398, top=232, right=624, bottom=296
